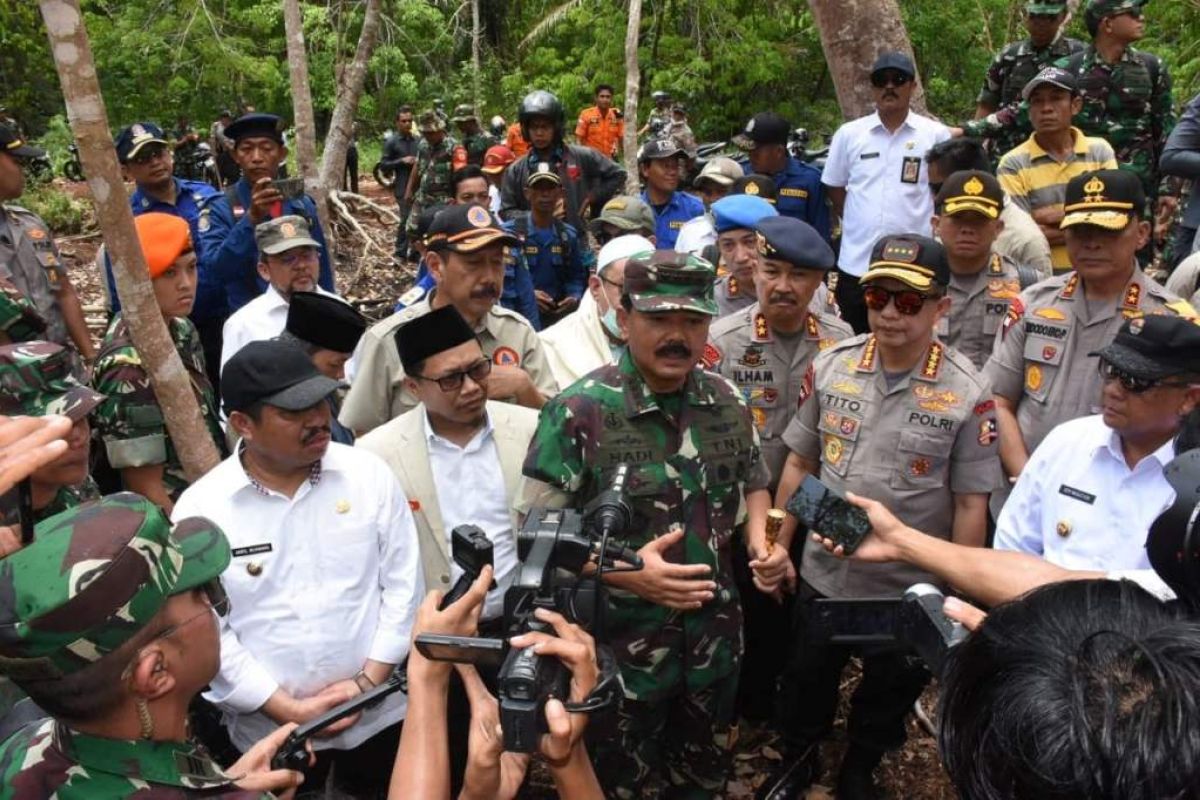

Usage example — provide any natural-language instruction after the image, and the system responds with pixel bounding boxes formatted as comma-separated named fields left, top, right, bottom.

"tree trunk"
left=282, top=0, right=331, bottom=242
left=622, top=0, right=643, bottom=194
left=471, top=0, right=482, bottom=109
left=808, top=0, right=928, bottom=119
left=37, top=0, right=220, bottom=481
left=317, top=0, right=382, bottom=216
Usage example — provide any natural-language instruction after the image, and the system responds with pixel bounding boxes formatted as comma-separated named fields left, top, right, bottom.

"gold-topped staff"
left=765, top=508, right=786, bottom=554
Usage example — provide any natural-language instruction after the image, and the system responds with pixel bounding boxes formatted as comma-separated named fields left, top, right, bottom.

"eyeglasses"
left=863, top=285, right=935, bottom=315
left=599, top=275, right=623, bottom=290
left=413, top=357, right=491, bottom=392
left=269, top=248, right=319, bottom=269
left=1098, top=360, right=1189, bottom=394
left=871, top=71, right=912, bottom=89
left=130, top=145, right=169, bottom=165
left=121, top=579, right=230, bottom=680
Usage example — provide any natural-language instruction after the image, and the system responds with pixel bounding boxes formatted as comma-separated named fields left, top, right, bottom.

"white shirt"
left=538, top=291, right=620, bottom=389
left=424, top=411, right=518, bottom=620
left=822, top=110, right=950, bottom=277
left=173, top=443, right=423, bottom=752
left=995, top=415, right=1177, bottom=572
left=674, top=213, right=716, bottom=255
left=219, top=284, right=342, bottom=372
left=488, top=183, right=502, bottom=215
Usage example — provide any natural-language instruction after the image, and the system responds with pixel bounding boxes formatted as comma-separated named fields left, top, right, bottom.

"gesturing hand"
left=607, top=527, right=716, bottom=610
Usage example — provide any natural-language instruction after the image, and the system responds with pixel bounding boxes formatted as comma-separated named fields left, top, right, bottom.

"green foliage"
left=20, top=183, right=91, bottom=235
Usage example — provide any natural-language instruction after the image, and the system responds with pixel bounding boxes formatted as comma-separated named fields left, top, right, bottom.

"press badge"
left=901, top=156, right=921, bottom=184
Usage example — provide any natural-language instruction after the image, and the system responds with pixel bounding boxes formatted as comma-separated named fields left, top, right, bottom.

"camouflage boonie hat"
left=588, top=195, right=656, bottom=235
left=623, top=251, right=718, bottom=316
left=255, top=215, right=321, bottom=256
left=0, top=342, right=104, bottom=420
left=0, top=493, right=231, bottom=678
left=418, top=110, right=445, bottom=134
left=451, top=104, right=479, bottom=124
left=0, top=278, right=47, bottom=342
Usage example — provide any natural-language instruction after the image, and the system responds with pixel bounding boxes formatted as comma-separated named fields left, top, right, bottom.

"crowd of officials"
left=2, top=0, right=1200, bottom=797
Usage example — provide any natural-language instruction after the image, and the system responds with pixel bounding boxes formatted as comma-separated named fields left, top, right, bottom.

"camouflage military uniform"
left=516, top=252, right=770, bottom=798
left=1057, top=44, right=1175, bottom=200
left=0, top=493, right=248, bottom=798
left=35, top=477, right=100, bottom=523
left=0, top=276, right=46, bottom=343
left=0, top=204, right=69, bottom=346
left=461, top=130, right=498, bottom=167
left=938, top=253, right=1025, bottom=371
left=964, top=35, right=1085, bottom=159
left=92, top=314, right=226, bottom=501
left=406, top=134, right=468, bottom=237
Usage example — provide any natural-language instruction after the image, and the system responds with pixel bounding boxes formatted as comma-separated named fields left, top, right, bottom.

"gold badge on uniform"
left=1056, top=520, right=1072, bottom=538
left=1026, top=364, right=1043, bottom=391
left=823, top=435, right=845, bottom=466
left=1033, top=308, right=1067, bottom=321
left=336, top=499, right=351, bottom=514
left=247, top=562, right=263, bottom=576
left=963, top=176, right=984, bottom=196
left=1083, top=176, right=1105, bottom=202
left=751, top=407, right=767, bottom=431
left=745, top=182, right=760, bottom=196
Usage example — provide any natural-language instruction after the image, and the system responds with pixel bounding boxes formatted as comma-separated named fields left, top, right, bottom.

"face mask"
left=600, top=305, right=623, bottom=339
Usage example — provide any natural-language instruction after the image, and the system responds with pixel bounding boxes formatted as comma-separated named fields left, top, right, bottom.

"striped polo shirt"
left=996, top=127, right=1117, bottom=272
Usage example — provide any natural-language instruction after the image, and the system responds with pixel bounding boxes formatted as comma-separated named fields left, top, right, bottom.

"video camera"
left=416, top=464, right=642, bottom=752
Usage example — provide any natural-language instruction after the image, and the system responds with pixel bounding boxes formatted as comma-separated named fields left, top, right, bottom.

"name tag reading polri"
left=231, top=543, right=273, bottom=558
left=1058, top=485, right=1096, bottom=505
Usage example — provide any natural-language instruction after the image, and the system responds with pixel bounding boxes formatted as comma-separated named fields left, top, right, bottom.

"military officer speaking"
left=765, top=235, right=1002, bottom=800
left=933, top=170, right=1027, bottom=370
left=516, top=251, right=786, bottom=799
left=705, top=216, right=853, bottom=727
left=985, top=169, right=1196, bottom=486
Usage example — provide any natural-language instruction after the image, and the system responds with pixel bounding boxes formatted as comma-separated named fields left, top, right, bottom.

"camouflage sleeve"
left=949, top=378, right=1004, bottom=495
left=514, top=396, right=584, bottom=515
left=1152, top=57, right=1176, bottom=187
left=0, top=277, right=46, bottom=342
left=961, top=103, right=1024, bottom=140
left=91, top=351, right=169, bottom=468
left=976, top=50, right=1006, bottom=108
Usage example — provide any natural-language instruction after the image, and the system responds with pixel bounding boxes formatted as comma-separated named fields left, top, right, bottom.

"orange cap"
left=482, top=144, right=517, bottom=174
left=133, top=213, right=192, bottom=278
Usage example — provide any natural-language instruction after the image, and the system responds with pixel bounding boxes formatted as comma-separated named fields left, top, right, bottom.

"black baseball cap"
left=862, top=234, right=950, bottom=291
left=871, top=52, right=916, bottom=79
left=0, top=122, right=45, bottom=159
left=935, top=170, right=1004, bottom=219
left=1061, top=169, right=1145, bottom=230
left=1090, top=315, right=1200, bottom=380
left=733, top=112, right=790, bottom=151
left=115, top=122, right=168, bottom=163
left=1021, top=67, right=1078, bottom=100
left=425, top=204, right=520, bottom=253
left=222, top=339, right=343, bottom=415
left=638, top=139, right=687, bottom=161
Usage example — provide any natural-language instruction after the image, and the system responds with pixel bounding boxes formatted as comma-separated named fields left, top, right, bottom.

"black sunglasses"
left=1098, top=359, right=1189, bottom=394
left=871, top=71, right=912, bottom=89
left=863, top=285, right=935, bottom=315
left=413, top=358, right=491, bottom=392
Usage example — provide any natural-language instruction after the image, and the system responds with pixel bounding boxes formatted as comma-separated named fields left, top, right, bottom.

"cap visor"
left=695, top=174, right=735, bottom=188
left=1089, top=342, right=1179, bottom=380
left=262, top=374, right=344, bottom=411
left=126, top=138, right=168, bottom=160
left=260, top=237, right=322, bottom=255
left=481, top=165, right=505, bottom=175
left=61, top=386, right=105, bottom=422
left=942, top=199, right=1000, bottom=219
left=629, top=295, right=719, bottom=317
left=171, top=516, right=232, bottom=595
left=1061, top=210, right=1131, bottom=230
left=732, top=134, right=760, bottom=151
left=861, top=267, right=935, bottom=292
left=1022, top=79, right=1073, bottom=100
left=526, top=176, right=562, bottom=188
left=446, top=229, right=521, bottom=252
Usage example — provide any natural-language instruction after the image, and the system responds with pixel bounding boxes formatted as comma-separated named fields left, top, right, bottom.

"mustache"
left=768, top=292, right=798, bottom=304
left=471, top=284, right=499, bottom=300
left=883, top=90, right=899, bottom=99
left=655, top=342, right=693, bottom=359
left=301, top=426, right=331, bottom=444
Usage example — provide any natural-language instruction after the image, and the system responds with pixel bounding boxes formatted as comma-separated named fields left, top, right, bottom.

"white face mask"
left=596, top=286, right=624, bottom=340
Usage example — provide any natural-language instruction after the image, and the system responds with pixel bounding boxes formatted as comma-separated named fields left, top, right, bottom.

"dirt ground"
left=50, top=174, right=957, bottom=799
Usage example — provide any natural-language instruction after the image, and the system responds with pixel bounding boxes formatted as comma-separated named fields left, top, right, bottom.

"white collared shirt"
left=219, top=284, right=342, bottom=372
left=172, top=443, right=423, bottom=752
left=995, top=414, right=1177, bottom=571
left=424, top=411, right=517, bottom=620
left=822, top=110, right=950, bottom=277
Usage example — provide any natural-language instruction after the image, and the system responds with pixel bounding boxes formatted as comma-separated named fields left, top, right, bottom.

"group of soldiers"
left=0, top=0, right=1199, bottom=797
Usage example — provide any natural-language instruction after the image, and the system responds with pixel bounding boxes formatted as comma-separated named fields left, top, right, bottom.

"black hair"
left=450, top=165, right=486, bottom=196
left=595, top=83, right=615, bottom=95
left=396, top=105, right=413, bottom=117
left=925, top=138, right=990, bottom=174
left=939, top=579, right=1200, bottom=800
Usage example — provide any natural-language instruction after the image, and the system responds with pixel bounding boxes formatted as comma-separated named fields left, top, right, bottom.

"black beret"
left=285, top=292, right=366, bottom=354
left=395, top=305, right=478, bottom=374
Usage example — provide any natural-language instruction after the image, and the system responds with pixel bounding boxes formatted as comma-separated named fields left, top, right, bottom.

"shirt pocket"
left=1021, top=334, right=1066, bottom=403
left=890, top=429, right=951, bottom=490
left=817, top=409, right=863, bottom=479
left=624, top=464, right=682, bottom=543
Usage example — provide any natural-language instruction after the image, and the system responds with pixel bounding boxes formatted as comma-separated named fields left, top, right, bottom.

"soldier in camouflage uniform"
left=1057, top=0, right=1174, bottom=209
left=0, top=276, right=46, bottom=345
left=0, top=493, right=302, bottom=798
left=516, top=251, right=786, bottom=799
left=0, top=342, right=103, bottom=525
left=92, top=214, right=227, bottom=513
left=403, top=111, right=468, bottom=239
left=451, top=104, right=498, bottom=167
left=962, top=0, right=1084, bottom=161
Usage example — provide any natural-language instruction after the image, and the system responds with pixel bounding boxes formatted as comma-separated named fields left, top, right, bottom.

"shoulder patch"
left=701, top=343, right=722, bottom=370
left=492, top=346, right=520, bottom=366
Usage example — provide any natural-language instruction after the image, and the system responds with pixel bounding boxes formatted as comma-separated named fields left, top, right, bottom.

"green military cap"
left=451, top=104, right=479, bottom=124
left=623, top=251, right=718, bottom=316
left=1025, top=1, right=1067, bottom=13
left=588, top=195, right=656, bottom=235
left=0, top=278, right=47, bottom=342
left=255, top=214, right=321, bottom=256
left=0, top=493, right=231, bottom=678
left=0, top=342, right=103, bottom=420
left=1085, top=0, right=1148, bottom=21
left=418, top=110, right=445, bottom=134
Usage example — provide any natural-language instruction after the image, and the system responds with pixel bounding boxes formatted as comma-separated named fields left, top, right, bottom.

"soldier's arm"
left=121, top=463, right=174, bottom=514
left=974, top=51, right=1006, bottom=118
left=1150, top=57, right=1176, bottom=161
left=54, top=270, right=94, bottom=360
left=946, top=377, right=1003, bottom=548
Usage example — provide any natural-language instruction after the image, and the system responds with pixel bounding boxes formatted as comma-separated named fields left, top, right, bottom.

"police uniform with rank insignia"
left=516, top=251, right=771, bottom=799
left=340, top=205, right=557, bottom=434
left=0, top=494, right=270, bottom=799
left=985, top=170, right=1196, bottom=459
left=934, top=171, right=1026, bottom=370
left=0, top=189, right=70, bottom=349
left=768, top=234, right=1002, bottom=799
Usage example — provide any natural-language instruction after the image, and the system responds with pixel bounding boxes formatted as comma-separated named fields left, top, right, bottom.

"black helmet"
left=518, top=90, right=565, bottom=144
left=652, top=90, right=671, bottom=103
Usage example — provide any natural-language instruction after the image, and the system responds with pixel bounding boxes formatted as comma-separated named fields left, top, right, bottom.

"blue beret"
left=711, top=195, right=777, bottom=234
left=754, top=216, right=835, bottom=272
left=224, top=113, right=285, bottom=143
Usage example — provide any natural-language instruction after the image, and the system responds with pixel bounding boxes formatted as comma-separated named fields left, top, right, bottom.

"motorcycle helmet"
left=518, top=90, right=565, bottom=144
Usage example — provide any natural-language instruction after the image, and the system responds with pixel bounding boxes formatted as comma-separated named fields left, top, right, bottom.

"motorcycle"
left=62, top=144, right=84, bottom=182
left=788, top=127, right=830, bottom=171
left=22, top=152, right=53, bottom=184
left=173, top=141, right=221, bottom=189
